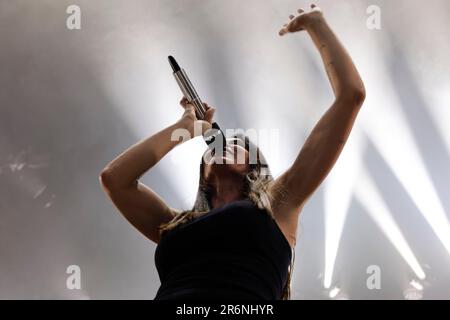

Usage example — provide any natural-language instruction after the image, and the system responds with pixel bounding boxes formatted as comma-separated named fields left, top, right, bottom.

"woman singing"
left=100, top=4, right=365, bottom=300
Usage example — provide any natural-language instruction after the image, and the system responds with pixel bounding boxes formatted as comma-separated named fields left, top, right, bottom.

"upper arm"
left=271, top=95, right=364, bottom=223
left=100, top=171, right=177, bottom=244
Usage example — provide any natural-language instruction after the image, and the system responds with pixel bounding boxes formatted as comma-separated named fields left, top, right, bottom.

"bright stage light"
left=333, top=0, right=450, bottom=257
left=355, top=167, right=426, bottom=280
left=362, top=98, right=450, bottom=255
left=324, top=131, right=365, bottom=288
left=409, top=280, right=424, bottom=291
left=350, top=15, right=450, bottom=255
left=403, top=288, right=423, bottom=300
left=404, top=280, right=425, bottom=300
left=427, top=83, right=450, bottom=157
left=329, top=287, right=340, bottom=299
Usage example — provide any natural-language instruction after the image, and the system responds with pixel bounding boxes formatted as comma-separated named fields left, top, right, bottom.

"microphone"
left=168, top=55, right=226, bottom=150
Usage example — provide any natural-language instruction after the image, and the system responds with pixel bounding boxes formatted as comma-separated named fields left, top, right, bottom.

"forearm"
left=306, top=16, right=365, bottom=100
left=101, top=119, right=190, bottom=188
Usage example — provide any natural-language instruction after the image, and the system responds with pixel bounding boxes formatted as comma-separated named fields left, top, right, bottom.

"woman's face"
left=202, top=136, right=250, bottom=180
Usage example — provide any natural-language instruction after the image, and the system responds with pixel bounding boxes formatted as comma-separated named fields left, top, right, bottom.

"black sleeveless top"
left=154, top=199, right=292, bottom=300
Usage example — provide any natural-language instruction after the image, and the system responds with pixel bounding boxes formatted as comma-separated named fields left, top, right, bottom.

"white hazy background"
left=1, top=0, right=449, bottom=299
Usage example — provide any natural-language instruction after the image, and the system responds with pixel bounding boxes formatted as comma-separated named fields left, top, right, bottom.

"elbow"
left=354, top=84, right=366, bottom=106
left=339, top=83, right=366, bottom=107
left=99, top=167, right=135, bottom=190
left=99, top=167, right=116, bottom=190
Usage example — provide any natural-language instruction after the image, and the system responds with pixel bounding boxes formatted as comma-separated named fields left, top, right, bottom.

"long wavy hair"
left=159, top=134, right=295, bottom=300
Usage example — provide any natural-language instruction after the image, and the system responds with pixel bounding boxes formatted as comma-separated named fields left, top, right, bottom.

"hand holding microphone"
left=168, top=55, right=227, bottom=150
left=179, top=96, right=216, bottom=137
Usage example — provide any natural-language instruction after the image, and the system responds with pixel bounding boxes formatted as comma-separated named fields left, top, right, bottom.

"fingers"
left=180, top=97, right=197, bottom=116
left=204, top=106, right=216, bottom=123
left=180, top=97, right=189, bottom=107
left=183, top=103, right=196, bottom=117
left=180, top=98, right=216, bottom=123
left=279, top=27, right=288, bottom=36
left=279, top=3, right=319, bottom=36
left=180, top=96, right=188, bottom=104
left=181, top=98, right=210, bottom=110
left=279, top=7, right=304, bottom=36
left=202, top=101, right=215, bottom=123
left=310, top=3, right=322, bottom=12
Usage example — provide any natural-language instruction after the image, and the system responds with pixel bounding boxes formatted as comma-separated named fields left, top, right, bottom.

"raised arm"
left=100, top=98, right=215, bottom=244
left=272, top=4, right=366, bottom=243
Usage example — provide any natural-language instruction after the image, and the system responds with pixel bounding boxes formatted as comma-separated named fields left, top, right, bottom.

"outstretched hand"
left=278, top=3, right=323, bottom=36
